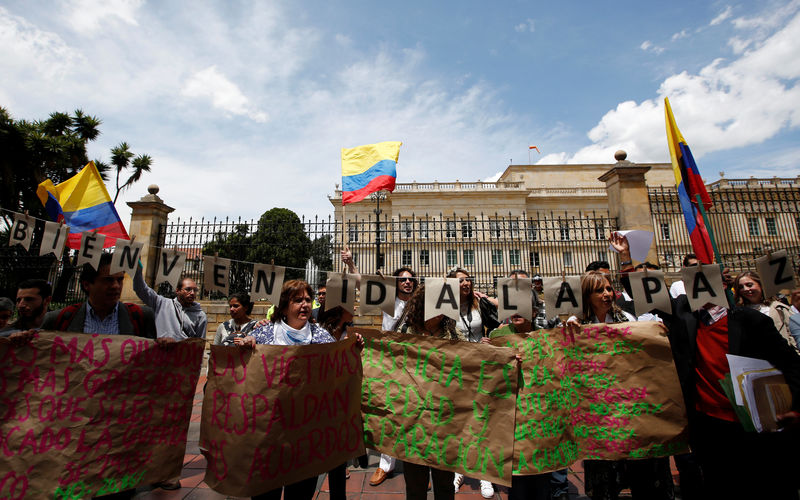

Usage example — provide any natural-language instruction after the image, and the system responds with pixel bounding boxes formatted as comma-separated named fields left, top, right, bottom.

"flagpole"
left=695, top=193, right=734, bottom=306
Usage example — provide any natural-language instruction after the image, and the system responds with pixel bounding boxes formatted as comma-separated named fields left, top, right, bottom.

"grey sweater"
left=133, top=267, right=207, bottom=340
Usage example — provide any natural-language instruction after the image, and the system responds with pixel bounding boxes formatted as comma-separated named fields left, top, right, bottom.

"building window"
left=559, top=222, right=570, bottom=241
left=401, top=221, right=412, bottom=238
left=660, top=222, right=671, bottom=241
left=420, top=249, right=430, bottom=265
left=597, top=250, right=607, bottom=263
left=747, top=217, right=760, bottom=236
left=419, top=221, right=429, bottom=239
left=766, top=217, right=777, bottom=236
left=510, top=220, right=520, bottom=238
left=492, top=249, right=503, bottom=266
left=377, top=227, right=386, bottom=242
left=663, top=252, right=674, bottom=267
left=445, top=221, right=456, bottom=239
left=509, top=249, right=521, bottom=266
left=563, top=251, right=573, bottom=267
left=489, top=221, right=502, bottom=238
left=461, top=219, right=474, bottom=238
left=348, top=224, right=359, bottom=242
left=446, top=249, right=458, bottom=266
left=463, top=249, right=475, bottom=266
left=401, top=250, right=412, bottom=266
left=527, top=222, right=538, bottom=241
left=530, top=251, right=540, bottom=267
left=378, top=252, right=385, bottom=268
left=595, top=220, right=605, bottom=240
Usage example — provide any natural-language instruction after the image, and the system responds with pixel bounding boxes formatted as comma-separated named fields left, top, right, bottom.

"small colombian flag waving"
left=36, top=161, right=129, bottom=249
left=341, top=141, right=401, bottom=205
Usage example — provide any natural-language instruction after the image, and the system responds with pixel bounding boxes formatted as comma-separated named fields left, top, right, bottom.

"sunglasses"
left=397, top=277, right=417, bottom=283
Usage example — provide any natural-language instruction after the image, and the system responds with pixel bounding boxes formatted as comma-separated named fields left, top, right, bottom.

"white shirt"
left=382, top=297, right=408, bottom=331
left=669, top=280, right=686, bottom=298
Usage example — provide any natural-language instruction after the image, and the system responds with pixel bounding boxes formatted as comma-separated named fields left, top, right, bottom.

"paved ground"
left=132, top=376, right=679, bottom=500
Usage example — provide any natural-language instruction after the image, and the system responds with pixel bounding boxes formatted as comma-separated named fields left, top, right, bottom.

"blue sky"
left=2, top=0, right=799, bottom=223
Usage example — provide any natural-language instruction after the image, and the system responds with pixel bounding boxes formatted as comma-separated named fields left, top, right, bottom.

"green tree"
left=203, top=223, right=253, bottom=295
left=248, top=208, right=311, bottom=280
left=107, top=142, right=153, bottom=203
left=310, top=234, right=334, bottom=273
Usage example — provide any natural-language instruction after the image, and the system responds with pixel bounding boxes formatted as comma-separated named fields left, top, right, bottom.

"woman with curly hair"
left=396, top=283, right=465, bottom=500
left=734, top=270, right=796, bottom=350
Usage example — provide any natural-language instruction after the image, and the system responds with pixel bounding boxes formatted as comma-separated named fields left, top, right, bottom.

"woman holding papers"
left=734, top=271, right=796, bottom=351
left=566, top=271, right=674, bottom=500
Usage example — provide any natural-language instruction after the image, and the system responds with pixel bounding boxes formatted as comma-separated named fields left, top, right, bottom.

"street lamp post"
left=370, top=190, right=387, bottom=272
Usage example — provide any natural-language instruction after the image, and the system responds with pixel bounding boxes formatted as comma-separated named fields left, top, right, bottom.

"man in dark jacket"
left=41, top=253, right=156, bottom=338
left=661, top=295, right=800, bottom=500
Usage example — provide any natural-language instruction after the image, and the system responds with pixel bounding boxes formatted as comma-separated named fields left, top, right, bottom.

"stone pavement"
left=132, top=376, right=680, bottom=500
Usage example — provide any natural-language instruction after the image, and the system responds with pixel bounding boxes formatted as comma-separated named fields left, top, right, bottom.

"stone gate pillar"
left=121, top=185, right=174, bottom=300
left=598, top=151, right=659, bottom=265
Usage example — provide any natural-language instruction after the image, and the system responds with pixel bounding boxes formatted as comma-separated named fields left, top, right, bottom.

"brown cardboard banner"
left=491, top=321, right=689, bottom=475
left=200, top=337, right=365, bottom=497
left=0, top=333, right=204, bottom=499
left=358, top=328, right=519, bottom=487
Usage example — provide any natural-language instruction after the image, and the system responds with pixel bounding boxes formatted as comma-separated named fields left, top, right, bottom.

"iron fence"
left=157, top=211, right=617, bottom=295
left=649, top=183, right=800, bottom=274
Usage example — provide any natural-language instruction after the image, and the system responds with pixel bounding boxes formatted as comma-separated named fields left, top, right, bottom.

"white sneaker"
left=453, top=472, right=464, bottom=493
left=480, top=480, right=494, bottom=498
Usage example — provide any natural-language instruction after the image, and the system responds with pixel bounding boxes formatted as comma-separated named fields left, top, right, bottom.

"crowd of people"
left=2, top=235, right=800, bottom=500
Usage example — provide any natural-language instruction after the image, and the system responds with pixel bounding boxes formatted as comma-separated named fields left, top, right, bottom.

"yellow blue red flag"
left=36, top=161, right=129, bottom=249
left=341, top=141, right=401, bottom=205
left=665, top=97, right=714, bottom=264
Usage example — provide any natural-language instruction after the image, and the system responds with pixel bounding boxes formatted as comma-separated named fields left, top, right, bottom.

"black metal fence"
left=157, top=211, right=617, bottom=294
left=649, top=183, right=800, bottom=274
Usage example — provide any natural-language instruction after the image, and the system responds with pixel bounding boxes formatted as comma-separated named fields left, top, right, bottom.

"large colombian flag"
left=341, top=141, right=401, bottom=205
left=664, top=97, right=714, bottom=264
left=36, top=161, right=129, bottom=249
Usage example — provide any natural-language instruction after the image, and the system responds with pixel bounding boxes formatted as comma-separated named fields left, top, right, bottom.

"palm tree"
left=110, top=142, right=153, bottom=203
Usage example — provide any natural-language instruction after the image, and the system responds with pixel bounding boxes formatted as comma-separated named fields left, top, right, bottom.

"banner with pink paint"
left=199, top=337, right=365, bottom=497
left=491, top=321, right=689, bottom=474
left=0, top=333, right=204, bottom=499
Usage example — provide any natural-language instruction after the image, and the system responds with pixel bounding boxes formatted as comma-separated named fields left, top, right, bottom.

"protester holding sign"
left=734, top=271, right=796, bottom=350
left=318, top=304, right=354, bottom=340
left=213, top=292, right=257, bottom=345
left=241, top=279, right=354, bottom=499
left=133, top=264, right=207, bottom=340
left=567, top=271, right=674, bottom=500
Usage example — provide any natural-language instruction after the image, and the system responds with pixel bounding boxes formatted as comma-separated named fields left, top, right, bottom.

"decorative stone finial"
left=147, top=184, right=159, bottom=195
left=614, top=150, right=627, bottom=161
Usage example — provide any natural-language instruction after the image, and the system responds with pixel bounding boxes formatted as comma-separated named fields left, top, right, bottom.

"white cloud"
left=482, top=171, right=503, bottom=182
left=710, top=5, right=733, bottom=26
left=671, top=29, right=689, bottom=41
left=514, top=18, right=535, bottom=33
left=640, top=40, right=665, bottom=54
left=64, top=0, right=143, bottom=32
left=181, top=66, right=268, bottom=123
left=544, top=9, right=800, bottom=170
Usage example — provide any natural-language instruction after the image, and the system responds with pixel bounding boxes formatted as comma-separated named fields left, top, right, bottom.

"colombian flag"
left=664, top=97, right=714, bottom=264
left=36, top=161, right=129, bottom=249
left=341, top=141, right=401, bottom=205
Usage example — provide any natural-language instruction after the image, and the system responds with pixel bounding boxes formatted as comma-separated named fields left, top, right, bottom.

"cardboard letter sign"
left=203, top=256, right=230, bottom=295
left=497, top=277, right=533, bottom=322
left=40, top=220, right=70, bottom=260
left=629, top=270, right=671, bottom=316
left=544, top=276, right=582, bottom=317
left=681, top=264, right=728, bottom=310
left=755, top=250, right=794, bottom=299
left=250, top=264, right=285, bottom=303
left=424, top=277, right=460, bottom=321
left=110, top=238, right=144, bottom=276
left=156, top=249, right=187, bottom=289
left=77, top=231, right=106, bottom=270
left=327, top=273, right=358, bottom=313
left=8, top=213, right=35, bottom=251
left=360, top=276, right=396, bottom=316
